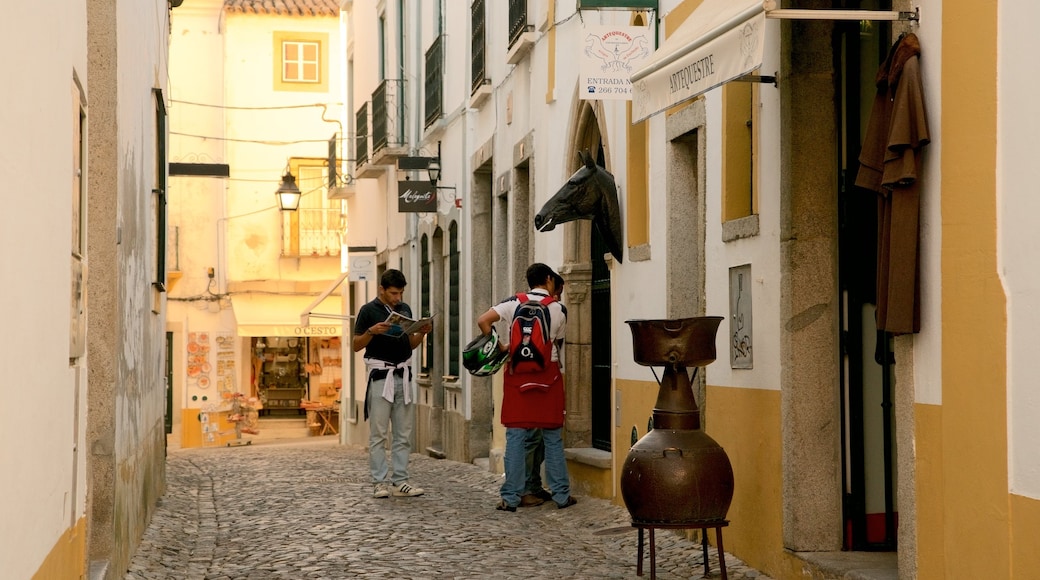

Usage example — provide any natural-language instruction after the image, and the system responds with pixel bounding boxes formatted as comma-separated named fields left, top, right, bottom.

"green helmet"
left=462, top=328, right=509, bottom=376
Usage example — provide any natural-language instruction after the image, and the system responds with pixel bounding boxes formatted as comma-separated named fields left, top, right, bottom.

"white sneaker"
left=391, top=482, right=425, bottom=497
left=372, top=483, right=390, bottom=498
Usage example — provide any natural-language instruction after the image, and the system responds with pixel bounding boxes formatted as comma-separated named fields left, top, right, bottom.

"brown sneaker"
left=520, top=494, right=545, bottom=507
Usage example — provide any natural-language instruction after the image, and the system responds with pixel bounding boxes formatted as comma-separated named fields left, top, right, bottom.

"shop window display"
left=253, top=337, right=307, bottom=416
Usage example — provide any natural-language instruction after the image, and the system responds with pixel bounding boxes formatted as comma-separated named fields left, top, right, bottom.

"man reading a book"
left=352, top=268, right=432, bottom=498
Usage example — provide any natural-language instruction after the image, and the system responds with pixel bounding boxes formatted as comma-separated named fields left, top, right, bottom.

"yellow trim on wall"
left=939, top=0, right=1009, bottom=577
left=707, top=384, right=783, bottom=575
left=626, top=107, right=649, bottom=247
left=545, top=1, right=556, bottom=102
left=664, top=0, right=704, bottom=38
left=1011, top=494, right=1040, bottom=574
left=625, top=11, right=651, bottom=248
left=721, top=81, right=756, bottom=220
left=914, top=402, right=945, bottom=577
left=272, top=31, right=329, bottom=93
left=613, top=377, right=658, bottom=508
left=32, top=517, right=86, bottom=580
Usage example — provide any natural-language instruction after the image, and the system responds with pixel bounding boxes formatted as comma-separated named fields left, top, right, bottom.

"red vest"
left=500, top=361, right=565, bottom=429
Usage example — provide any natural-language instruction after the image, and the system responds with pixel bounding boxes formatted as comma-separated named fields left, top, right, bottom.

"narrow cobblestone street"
left=125, top=438, right=771, bottom=579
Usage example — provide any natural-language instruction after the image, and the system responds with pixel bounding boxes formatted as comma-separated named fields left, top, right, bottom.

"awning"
left=631, top=0, right=766, bottom=122
left=231, top=294, right=343, bottom=337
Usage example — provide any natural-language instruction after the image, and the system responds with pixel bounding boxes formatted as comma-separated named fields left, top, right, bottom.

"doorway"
left=590, top=145, right=612, bottom=452
left=837, top=3, right=898, bottom=551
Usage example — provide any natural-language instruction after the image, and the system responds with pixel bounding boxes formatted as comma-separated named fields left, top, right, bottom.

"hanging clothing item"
left=855, top=32, right=931, bottom=335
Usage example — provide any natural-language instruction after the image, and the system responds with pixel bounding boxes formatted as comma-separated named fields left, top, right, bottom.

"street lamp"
left=276, top=172, right=301, bottom=211
left=427, top=155, right=441, bottom=185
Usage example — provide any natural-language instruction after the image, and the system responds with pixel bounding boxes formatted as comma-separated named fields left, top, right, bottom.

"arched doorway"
left=560, top=100, right=613, bottom=451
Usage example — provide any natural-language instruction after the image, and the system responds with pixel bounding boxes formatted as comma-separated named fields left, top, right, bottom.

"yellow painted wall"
left=937, top=0, right=1010, bottom=578
left=914, top=403, right=945, bottom=576
left=614, top=377, right=661, bottom=507
left=32, top=517, right=85, bottom=580
left=181, top=408, right=237, bottom=449
left=707, top=385, right=783, bottom=574
left=1011, top=494, right=1040, bottom=575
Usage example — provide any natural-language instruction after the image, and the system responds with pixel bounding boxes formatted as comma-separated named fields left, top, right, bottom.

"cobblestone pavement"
left=125, top=438, right=772, bottom=580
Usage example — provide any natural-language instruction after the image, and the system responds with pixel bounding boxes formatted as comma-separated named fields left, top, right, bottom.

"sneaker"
left=520, top=494, right=545, bottom=508
left=556, top=496, right=578, bottom=510
left=372, top=483, right=390, bottom=499
left=391, top=482, right=425, bottom=497
left=495, top=499, right=517, bottom=512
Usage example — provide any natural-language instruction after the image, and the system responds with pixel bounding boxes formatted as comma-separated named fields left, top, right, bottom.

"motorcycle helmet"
left=462, top=328, right=509, bottom=376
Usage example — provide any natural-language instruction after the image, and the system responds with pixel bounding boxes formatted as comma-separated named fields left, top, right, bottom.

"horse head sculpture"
left=535, top=150, right=623, bottom=263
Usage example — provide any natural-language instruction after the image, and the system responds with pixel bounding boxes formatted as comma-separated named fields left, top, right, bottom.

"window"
left=448, top=222, right=460, bottom=377
left=378, top=14, right=387, bottom=81
left=508, top=0, right=528, bottom=50
left=153, top=88, right=167, bottom=300
left=425, top=35, right=444, bottom=128
left=722, top=81, right=759, bottom=220
left=471, top=0, right=487, bottom=95
left=420, top=235, right=434, bottom=374
left=70, top=79, right=86, bottom=361
left=283, top=41, right=319, bottom=83
left=282, top=158, right=344, bottom=257
left=273, top=32, right=329, bottom=92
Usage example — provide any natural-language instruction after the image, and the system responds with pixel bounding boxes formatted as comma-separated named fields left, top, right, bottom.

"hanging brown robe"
left=855, top=33, right=931, bottom=335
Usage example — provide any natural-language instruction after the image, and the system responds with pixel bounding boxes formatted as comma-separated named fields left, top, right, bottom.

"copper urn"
left=621, top=317, right=734, bottom=525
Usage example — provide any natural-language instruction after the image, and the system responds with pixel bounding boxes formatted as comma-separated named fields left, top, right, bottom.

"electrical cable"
left=170, top=99, right=343, bottom=110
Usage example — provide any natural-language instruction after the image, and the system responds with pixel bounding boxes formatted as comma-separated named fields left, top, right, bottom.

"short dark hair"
left=380, top=268, right=407, bottom=290
left=552, top=273, right=564, bottom=291
left=526, top=263, right=557, bottom=289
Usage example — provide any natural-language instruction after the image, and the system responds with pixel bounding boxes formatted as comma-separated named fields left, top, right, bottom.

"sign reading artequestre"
left=398, top=180, right=437, bottom=213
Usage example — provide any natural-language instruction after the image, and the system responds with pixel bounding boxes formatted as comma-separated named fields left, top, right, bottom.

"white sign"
left=631, top=3, right=765, bottom=122
left=349, top=255, right=375, bottom=282
left=579, top=25, right=652, bottom=101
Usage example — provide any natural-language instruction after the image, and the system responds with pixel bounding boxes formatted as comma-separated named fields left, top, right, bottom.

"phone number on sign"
left=586, top=86, right=632, bottom=95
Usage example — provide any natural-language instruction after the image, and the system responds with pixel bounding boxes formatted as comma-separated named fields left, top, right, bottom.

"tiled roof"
left=224, top=0, right=340, bottom=17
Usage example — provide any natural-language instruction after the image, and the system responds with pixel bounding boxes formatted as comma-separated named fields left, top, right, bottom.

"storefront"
left=231, top=293, right=344, bottom=414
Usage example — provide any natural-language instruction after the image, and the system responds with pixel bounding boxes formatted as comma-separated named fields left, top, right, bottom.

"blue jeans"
left=368, top=373, right=413, bottom=485
left=501, top=427, right=570, bottom=507
left=525, top=429, right=545, bottom=494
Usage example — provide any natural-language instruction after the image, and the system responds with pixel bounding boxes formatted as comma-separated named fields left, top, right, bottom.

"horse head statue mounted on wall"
left=535, top=150, right=623, bottom=263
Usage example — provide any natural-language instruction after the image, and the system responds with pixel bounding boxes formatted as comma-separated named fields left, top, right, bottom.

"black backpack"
left=508, top=293, right=555, bottom=374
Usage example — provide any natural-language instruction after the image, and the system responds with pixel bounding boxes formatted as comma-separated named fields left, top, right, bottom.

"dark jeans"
left=524, top=428, right=545, bottom=494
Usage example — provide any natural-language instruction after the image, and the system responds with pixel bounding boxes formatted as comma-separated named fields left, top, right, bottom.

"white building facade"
left=344, top=0, right=1040, bottom=578
left=167, top=0, right=347, bottom=447
left=0, top=1, right=173, bottom=578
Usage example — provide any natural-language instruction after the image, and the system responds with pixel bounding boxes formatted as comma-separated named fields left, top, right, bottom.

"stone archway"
left=558, top=99, right=612, bottom=448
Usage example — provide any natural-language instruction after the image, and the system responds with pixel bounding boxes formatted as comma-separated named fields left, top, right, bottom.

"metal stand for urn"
left=622, top=317, right=733, bottom=579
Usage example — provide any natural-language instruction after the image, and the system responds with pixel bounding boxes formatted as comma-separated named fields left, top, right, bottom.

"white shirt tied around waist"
left=364, top=358, right=413, bottom=404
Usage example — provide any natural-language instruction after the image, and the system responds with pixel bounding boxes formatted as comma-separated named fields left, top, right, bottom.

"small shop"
left=231, top=293, right=344, bottom=417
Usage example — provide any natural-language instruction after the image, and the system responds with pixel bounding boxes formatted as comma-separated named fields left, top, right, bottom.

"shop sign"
left=398, top=181, right=437, bottom=213
left=580, top=24, right=653, bottom=101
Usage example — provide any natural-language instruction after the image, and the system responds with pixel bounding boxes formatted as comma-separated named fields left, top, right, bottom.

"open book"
left=384, top=311, right=436, bottom=337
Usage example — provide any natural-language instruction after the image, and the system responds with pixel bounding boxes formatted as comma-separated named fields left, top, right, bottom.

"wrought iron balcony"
left=471, top=0, right=488, bottom=96
left=369, top=78, right=407, bottom=166
left=425, top=35, right=444, bottom=129
left=506, top=0, right=535, bottom=64
left=355, top=102, right=369, bottom=167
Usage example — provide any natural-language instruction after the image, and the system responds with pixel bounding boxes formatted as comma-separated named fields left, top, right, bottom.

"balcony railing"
left=471, top=0, right=487, bottom=95
left=283, top=208, right=343, bottom=257
left=508, top=0, right=528, bottom=50
left=355, top=102, right=369, bottom=166
left=425, top=35, right=444, bottom=129
left=372, top=78, right=405, bottom=154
